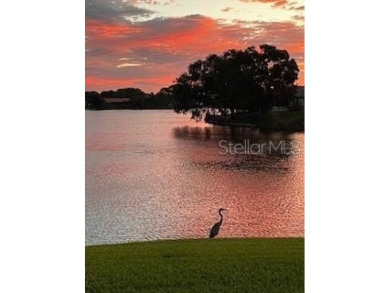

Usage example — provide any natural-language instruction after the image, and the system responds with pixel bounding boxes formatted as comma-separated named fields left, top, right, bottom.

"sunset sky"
left=86, top=0, right=304, bottom=93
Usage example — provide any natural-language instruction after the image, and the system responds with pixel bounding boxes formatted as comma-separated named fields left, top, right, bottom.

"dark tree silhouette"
left=172, top=44, right=299, bottom=121
left=85, top=91, right=105, bottom=109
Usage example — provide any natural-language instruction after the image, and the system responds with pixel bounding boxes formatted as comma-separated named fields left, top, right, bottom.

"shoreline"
left=205, top=118, right=255, bottom=128
left=85, top=108, right=173, bottom=111
left=206, top=110, right=304, bottom=132
left=85, top=236, right=304, bottom=247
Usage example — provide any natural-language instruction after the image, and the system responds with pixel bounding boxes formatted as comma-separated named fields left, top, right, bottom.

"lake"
left=86, top=110, right=304, bottom=245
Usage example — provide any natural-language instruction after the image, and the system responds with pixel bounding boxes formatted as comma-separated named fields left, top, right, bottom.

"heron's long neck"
left=218, top=211, right=223, bottom=224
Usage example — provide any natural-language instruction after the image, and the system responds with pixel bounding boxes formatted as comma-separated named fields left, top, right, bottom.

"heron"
left=209, top=208, right=227, bottom=238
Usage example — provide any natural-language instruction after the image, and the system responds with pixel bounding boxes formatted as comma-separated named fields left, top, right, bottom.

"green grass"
left=86, top=238, right=304, bottom=293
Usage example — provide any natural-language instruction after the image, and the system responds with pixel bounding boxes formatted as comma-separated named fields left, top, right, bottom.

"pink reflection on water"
left=86, top=110, right=304, bottom=244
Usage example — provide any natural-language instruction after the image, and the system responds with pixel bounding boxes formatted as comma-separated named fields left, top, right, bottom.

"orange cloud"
left=86, top=19, right=142, bottom=38
left=86, top=15, right=304, bottom=92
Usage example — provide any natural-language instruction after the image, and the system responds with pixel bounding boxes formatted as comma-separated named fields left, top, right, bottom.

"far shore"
left=85, top=108, right=173, bottom=111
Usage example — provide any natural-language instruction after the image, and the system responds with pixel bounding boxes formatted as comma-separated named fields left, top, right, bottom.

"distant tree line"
left=85, top=87, right=174, bottom=110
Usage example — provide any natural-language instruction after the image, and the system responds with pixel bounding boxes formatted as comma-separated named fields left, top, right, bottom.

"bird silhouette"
left=209, top=208, right=227, bottom=238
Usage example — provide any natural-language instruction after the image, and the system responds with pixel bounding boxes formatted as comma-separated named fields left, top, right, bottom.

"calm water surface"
left=86, top=110, right=304, bottom=245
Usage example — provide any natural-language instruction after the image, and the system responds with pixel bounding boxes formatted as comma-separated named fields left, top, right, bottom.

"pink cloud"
left=86, top=15, right=304, bottom=92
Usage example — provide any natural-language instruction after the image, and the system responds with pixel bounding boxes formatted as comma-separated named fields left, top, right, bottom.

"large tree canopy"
left=172, top=44, right=299, bottom=120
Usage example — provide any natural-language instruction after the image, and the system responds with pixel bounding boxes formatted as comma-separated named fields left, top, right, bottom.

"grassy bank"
left=86, top=238, right=304, bottom=293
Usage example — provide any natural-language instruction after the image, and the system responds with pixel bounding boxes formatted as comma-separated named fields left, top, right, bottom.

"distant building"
left=104, top=98, right=130, bottom=104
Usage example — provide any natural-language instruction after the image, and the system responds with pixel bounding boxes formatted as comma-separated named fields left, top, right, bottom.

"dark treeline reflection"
left=173, top=125, right=301, bottom=174
left=173, top=125, right=294, bottom=141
